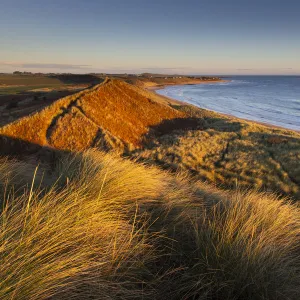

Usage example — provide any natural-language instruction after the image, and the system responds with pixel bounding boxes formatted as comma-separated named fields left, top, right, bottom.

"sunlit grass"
left=0, top=150, right=162, bottom=299
left=158, top=183, right=300, bottom=299
left=134, top=104, right=300, bottom=198
left=0, top=150, right=299, bottom=299
left=0, top=79, right=184, bottom=151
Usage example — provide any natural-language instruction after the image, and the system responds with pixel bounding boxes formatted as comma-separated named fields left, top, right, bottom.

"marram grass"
left=0, top=150, right=299, bottom=299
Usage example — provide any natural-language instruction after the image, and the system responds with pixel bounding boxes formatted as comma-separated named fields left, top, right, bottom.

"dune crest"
left=0, top=78, right=185, bottom=152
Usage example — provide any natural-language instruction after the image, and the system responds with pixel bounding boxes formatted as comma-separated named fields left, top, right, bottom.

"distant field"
left=0, top=74, right=102, bottom=95
left=0, top=85, right=64, bottom=95
left=0, top=74, right=106, bottom=86
left=0, top=75, right=63, bottom=94
left=0, top=74, right=62, bottom=86
left=0, top=73, right=218, bottom=95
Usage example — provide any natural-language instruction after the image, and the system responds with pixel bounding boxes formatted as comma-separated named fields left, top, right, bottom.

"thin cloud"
left=0, top=62, right=91, bottom=70
left=237, top=69, right=255, bottom=71
left=140, top=67, right=193, bottom=72
left=140, top=67, right=192, bottom=70
left=237, top=68, right=293, bottom=71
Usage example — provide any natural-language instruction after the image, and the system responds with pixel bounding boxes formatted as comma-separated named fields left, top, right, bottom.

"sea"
left=156, top=76, right=300, bottom=131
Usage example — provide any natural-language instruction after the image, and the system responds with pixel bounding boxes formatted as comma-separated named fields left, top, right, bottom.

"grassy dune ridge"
left=0, top=150, right=299, bottom=299
left=1, top=78, right=299, bottom=198
left=0, top=78, right=184, bottom=151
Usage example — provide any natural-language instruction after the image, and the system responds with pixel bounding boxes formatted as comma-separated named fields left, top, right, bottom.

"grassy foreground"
left=0, top=150, right=299, bottom=299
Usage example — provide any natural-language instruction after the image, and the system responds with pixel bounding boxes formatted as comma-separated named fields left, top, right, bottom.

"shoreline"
left=148, top=81, right=300, bottom=134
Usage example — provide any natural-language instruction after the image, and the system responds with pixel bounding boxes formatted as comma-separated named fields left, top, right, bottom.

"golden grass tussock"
left=0, top=150, right=299, bottom=299
left=160, top=184, right=300, bottom=299
left=0, top=150, right=165, bottom=299
left=0, top=158, right=42, bottom=197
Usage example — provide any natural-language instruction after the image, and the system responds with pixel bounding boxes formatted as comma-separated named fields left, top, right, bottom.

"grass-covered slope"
left=0, top=79, right=299, bottom=198
left=133, top=105, right=300, bottom=198
left=0, top=150, right=299, bottom=299
left=0, top=78, right=184, bottom=151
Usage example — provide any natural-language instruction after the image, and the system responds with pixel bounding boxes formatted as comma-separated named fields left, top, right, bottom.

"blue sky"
left=0, top=0, right=299, bottom=75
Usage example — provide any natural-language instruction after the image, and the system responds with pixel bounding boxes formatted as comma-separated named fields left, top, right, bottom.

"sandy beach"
left=149, top=81, right=300, bottom=134
left=145, top=78, right=228, bottom=90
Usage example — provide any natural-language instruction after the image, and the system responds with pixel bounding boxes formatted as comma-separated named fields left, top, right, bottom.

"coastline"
left=148, top=82, right=300, bottom=134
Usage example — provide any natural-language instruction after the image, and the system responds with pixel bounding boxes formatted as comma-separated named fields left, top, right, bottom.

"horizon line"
left=0, top=71, right=299, bottom=77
